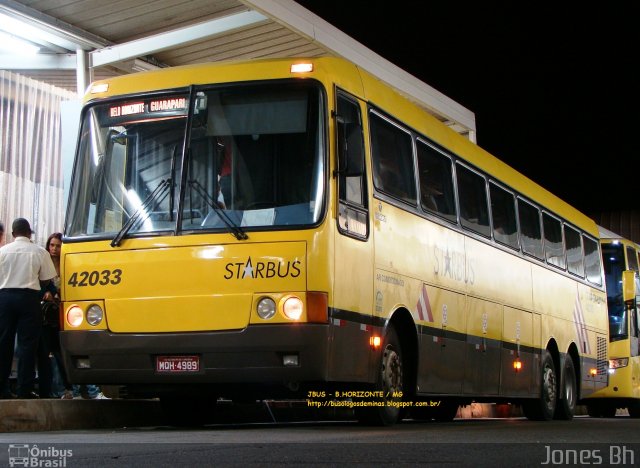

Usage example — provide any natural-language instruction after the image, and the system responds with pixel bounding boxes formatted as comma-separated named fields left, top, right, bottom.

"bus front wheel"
left=356, top=326, right=404, bottom=426
left=523, top=351, right=557, bottom=421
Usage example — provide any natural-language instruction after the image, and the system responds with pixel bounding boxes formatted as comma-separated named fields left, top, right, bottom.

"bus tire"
left=523, top=351, right=557, bottom=421
left=554, top=356, right=576, bottom=420
left=356, top=326, right=404, bottom=426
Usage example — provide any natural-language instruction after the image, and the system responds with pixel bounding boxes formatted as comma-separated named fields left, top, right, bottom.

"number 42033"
left=67, top=269, right=123, bottom=287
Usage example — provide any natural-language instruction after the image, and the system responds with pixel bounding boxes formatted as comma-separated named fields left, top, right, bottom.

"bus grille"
left=596, top=336, right=607, bottom=375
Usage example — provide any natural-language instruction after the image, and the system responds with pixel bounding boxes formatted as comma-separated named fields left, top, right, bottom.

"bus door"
left=329, top=92, right=374, bottom=381
left=625, top=246, right=640, bottom=357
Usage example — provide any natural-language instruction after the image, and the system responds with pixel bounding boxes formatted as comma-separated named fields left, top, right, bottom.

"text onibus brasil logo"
left=8, top=444, right=72, bottom=467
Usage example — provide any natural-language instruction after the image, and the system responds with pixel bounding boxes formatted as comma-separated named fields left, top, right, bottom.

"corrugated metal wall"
left=593, top=210, right=640, bottom=244
left=0, top=70, right=76, bottom=246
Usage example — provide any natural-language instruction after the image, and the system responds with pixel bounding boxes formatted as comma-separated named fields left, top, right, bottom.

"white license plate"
left=156, top=355, right=200, bottom=372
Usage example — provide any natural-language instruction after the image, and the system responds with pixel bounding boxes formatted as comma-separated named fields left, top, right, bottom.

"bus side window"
left=631, top=306, right=639, bottom=340
left=631, top=246, right=640, bottom=340
left=583, top=235, right=603, bottom=286
left=626, top=245, right=639, bottom=272
left=416, top=140, right=457, bottom=224
left=543, top=212, right=566, bottom=269
left=336, top=92, right=368, bottom=239
left=489, top=182, right=518, bottom=249
left=457, top=163, right=490, bottom=237
left=370, top=111, right=416, bottom=204
left=564, top=224, right=585, bottom=277
left=518, top=198, right=543, bottom=259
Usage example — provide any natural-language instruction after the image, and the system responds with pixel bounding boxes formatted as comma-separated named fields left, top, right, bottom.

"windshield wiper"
left=110, top=179, right=172, bottom=247
left=188, top=179, right=248, bottom=240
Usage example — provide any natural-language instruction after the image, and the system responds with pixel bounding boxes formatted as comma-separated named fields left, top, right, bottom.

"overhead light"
left=0, top=30, right=40, bottom=55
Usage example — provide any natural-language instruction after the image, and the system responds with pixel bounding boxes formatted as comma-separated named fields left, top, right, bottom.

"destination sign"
left=104, top=95, right=189, bottom=124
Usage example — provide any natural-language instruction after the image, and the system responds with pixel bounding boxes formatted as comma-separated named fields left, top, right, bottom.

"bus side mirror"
left=622, top=270, right=636, bottom=303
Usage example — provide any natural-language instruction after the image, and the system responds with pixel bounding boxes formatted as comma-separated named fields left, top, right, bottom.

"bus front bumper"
left=59, top=324, right=330, bottom=390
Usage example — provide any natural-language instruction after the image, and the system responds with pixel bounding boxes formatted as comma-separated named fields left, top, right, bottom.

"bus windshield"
left=66, top=81, right=325, bottom=239
left=603, top=242, right=628, bottom=340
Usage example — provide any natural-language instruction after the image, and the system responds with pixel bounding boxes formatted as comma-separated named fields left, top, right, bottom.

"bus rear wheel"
left=523, top=351, right=557, bottom=421
left=356, top=326, right=404, bottom=426
left=554, top=356, right=576, bottom=420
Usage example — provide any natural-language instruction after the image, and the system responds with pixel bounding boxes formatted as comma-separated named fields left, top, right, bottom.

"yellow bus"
left=584, top=229, right=640, bottom=417
left=60, top=57, right=608, bottom=425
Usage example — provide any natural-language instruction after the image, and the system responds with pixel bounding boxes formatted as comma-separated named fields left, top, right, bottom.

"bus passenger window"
left=564, top=225, right=584, bottom=277
left=457, top=164, right=490, bottom=237
left=370, top=111, right=416, bottom=204
left=518, top=198, right=543, bottom=259
left=416, top=140, right=456, bottom=223
left=489, top=182, right=518, bottom=249
left=584, top=235, right=603, bottom=286
left=543, top=212, right=566, bottom=269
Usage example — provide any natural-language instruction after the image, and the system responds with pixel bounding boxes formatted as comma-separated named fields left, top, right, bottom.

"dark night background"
left=295, top=1, right=638, bottom=217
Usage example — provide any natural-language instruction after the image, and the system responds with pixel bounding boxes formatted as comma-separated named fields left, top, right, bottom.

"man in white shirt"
left=0, top=218, right=56, bottom=399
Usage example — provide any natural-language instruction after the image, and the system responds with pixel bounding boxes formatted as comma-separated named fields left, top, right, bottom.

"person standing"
left=39, top=232, right=109, bottom=400
left=38, top=232, right=74, bottom=399
left=0, top=221, right=11, bottom=399
left=0, top=218, right=56, bottom=398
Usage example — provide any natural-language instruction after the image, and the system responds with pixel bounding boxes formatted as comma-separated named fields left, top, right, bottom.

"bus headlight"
left=66, top=305, right=84, bottom=327
left=283, top=296, right=303, bottom=320
left=86, top=304, right=104, bottom=326
left=609, top=357, right=629, bottom=370
left=257, top=297, right=276, bottom=319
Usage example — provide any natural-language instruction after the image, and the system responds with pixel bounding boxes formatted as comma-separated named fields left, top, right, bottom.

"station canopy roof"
left=0, top=0, right=475, bottom=138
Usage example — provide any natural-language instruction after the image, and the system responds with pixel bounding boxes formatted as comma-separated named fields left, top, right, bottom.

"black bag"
left=42, top=300, right=60, bottom=328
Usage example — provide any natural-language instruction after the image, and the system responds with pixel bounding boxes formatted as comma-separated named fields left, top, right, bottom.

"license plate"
left=156, top=355, right=200, bottom=372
